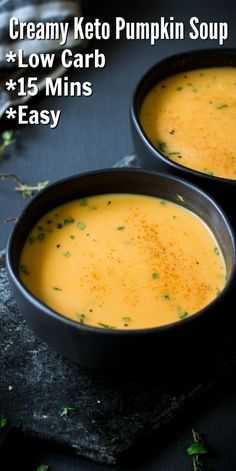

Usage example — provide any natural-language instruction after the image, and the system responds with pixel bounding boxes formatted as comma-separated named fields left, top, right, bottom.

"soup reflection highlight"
left=19, top=194, right=226, bottom=329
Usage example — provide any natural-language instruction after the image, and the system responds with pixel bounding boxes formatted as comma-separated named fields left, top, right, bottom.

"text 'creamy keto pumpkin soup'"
left=19, top=193, right=226, bottom=330
left=139, top=67, right=236, bottom=180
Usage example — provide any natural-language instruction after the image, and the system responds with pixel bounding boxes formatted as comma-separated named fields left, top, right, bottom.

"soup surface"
left=140, top=67, right=236, bottom=179
left=19, top=194, right=226, bottom=329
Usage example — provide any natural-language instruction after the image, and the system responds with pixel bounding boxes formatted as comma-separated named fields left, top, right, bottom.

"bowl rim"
left=131, top=47, right=236, bottom=186
left=6, top=167, right=236, bottom=337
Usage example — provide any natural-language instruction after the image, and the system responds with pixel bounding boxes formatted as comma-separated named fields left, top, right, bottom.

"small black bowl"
left=6, top=169, right=236, bottom=370
left=130, top=49, right=236, bottom=225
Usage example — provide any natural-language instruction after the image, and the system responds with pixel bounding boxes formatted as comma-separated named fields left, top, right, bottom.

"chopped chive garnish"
left=20, top=265, right=29, bottom=275
left=177, top=306, right=189, bottom=320
left=53, top=287, right=62, bottom=291
left=79, top=198, right=87, bottom=206
left=29, top=236, right=37, bottom=244
left=57, top=223, right=63, bottom=229
left=123, top=316, right=132, bottom=323
left=160, top=200, right=166, bottom=205
left=217, top=104, right=228, bottom=109
left=34, top=465, right=49, bottom=471
left=60, top=407, right=76, bottom=417
left=168, top=151, right=181, bottom=155
left=38, top=233, right=45, bottom=242
left=97, top=323, right=116, bottom=329
left=176, top=86, right=183, bottom=91
left=204, top=168, right=214, bottom=176
left=214, top=246, right=220, bottom=255
left=152, top=272, right=160, bottom=280
left=70, top=235, right=75, bottom=239
left=157, top=140, right=167, bottom=153
left=117, top=226, right=125, bottom=231
left=64, top=217, right=75, bottom=225
left=176, top=194, right=184, bottom=203
left=0, top=415, right=8, bottom=429
left=216, top=289, right=221, bottom=296
left=77, top=222, right=86, bottom=230
left=77, top=313, right=86, bottom=324
left=161, top=294, right=170, bottom=301
left=63, top=251, right=70, bottom=257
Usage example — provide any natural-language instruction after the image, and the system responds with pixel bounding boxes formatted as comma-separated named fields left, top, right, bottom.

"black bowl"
left=130, top=49, right=236, bottom=225
left=6, top=169, right=236, bottom=370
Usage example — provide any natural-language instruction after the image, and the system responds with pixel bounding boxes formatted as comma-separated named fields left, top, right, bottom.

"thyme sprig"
left=0, top=173, right=49, bottom=198
left=0, top=130, right=14, bottom=156
left=187, top=429, right=208, bottom=471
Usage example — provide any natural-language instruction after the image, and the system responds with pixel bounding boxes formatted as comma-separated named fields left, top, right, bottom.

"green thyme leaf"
left=63, top=251, right=70, bottom=257
left=53, top=287, right=62, bottom=291
left=177, top=306, right=189, bottom=320
left=117, top=226, right=125, bottom=231
left=214, top=246, right=220, bottom=255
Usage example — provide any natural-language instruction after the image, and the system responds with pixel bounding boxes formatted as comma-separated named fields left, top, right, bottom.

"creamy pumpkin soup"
left=140, top=67, right=236, bottom=179
left=19, top=194, right=225, bottom=329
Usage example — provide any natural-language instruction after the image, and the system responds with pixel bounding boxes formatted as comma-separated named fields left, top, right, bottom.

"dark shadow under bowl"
left=131, top=49, right=236, bottom=226
left=6, top=169, right=236, bottom=370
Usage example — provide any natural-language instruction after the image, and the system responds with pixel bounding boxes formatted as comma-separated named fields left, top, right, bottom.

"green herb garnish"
left=177, top=306, right=188, bottom=320
left=152, top=272, right=160, bottom=280
left=64, top=217, right=75, bottom=225
left=20, top=265, right=29, bottom=276
left=117, top=226, right=125, bottom=231
left=34, top=466, right=49, bottom=471
left=187, top=429, right=208, bottom=471
left=53, top=287, right=62, bottom=291
left=214, top=246, right=220, bottom=255
left=57, top=223, right=63, bottom=229
left=63, top=251, right=70, bottom=257
left=157, top=140, right=167, bottom=153
left=77, top=222, right=86, bottom=230
left=79, top=198, right=88, bottom=206
left=60, top=407, right=76, bottom=417
left=176, top=86, right=183, bottom=91
left=0, top=415, right=7, bottom=429
left=97, top=323, right=116, bottom=329
left=70, top=235, right=75, bottom=239
left=38, top=233, right=45, bottom=242
left=0, top=130, right=14, bottom=156
left=77, top=313, right=86, bottom=324
left=204, top=168, right=214, bottom=176
left=176, top=194, right=184, bottom=203
left=122, top=316, right=132, bottom=323
left=161, top=294, right=170, bottom=301
left=160, top=200, right=166, bottom=205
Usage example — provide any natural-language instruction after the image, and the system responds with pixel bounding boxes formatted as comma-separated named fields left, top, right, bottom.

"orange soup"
left=140, top=67, right=236, bottom=179
left=19, top=194, right=226, bottom=329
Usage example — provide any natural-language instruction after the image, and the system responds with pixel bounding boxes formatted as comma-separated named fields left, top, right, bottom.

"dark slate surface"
left=1, top=250, right=236, bottom=466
